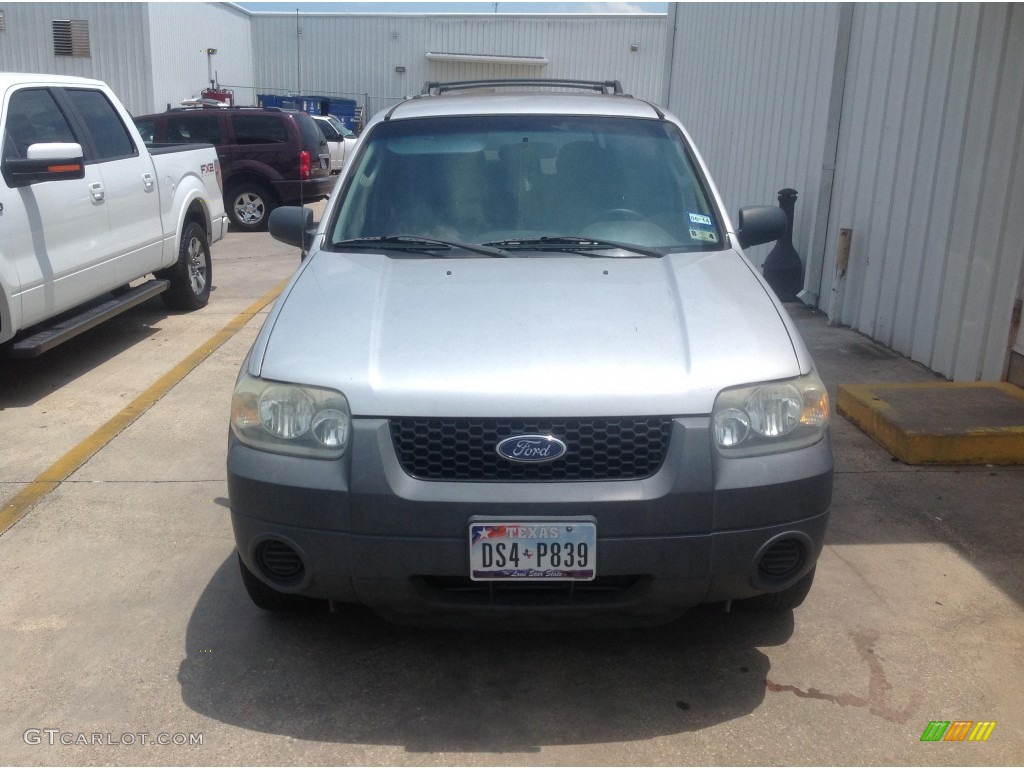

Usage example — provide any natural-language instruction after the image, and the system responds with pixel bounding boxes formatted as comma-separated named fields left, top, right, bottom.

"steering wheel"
left=594, top=208, right=646, bottom=222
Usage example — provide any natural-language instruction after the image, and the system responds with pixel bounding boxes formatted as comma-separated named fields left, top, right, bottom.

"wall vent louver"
left=53, top=19, right=90, bottom=57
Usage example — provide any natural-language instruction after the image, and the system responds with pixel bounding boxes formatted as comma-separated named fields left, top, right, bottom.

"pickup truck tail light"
left=214, top=158, right=223, bottom=193
left=299, top=150, right=311, bottom=180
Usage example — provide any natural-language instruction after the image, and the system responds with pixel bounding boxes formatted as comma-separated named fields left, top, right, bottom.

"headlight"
left=712, top=372, right=829, bottom=457
left=231, top=374, right=351, bottom=459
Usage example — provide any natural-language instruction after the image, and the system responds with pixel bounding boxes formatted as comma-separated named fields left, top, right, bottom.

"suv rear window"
left=231, top=115, right=288, bottom=144
left=167, top=115, right=222, bottom=144
left=294, top=112, right=326, bottom=152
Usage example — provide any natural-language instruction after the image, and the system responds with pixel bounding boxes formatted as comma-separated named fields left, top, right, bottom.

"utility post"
left=204, top=48, right=217, bottom=90
left=296, top=9, right=302, bottom=97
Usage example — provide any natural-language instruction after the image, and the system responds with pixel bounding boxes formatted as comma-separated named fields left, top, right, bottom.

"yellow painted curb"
left=0, top=280, right=288, bottom=536
left=837, top=382, right=1024, bottom=465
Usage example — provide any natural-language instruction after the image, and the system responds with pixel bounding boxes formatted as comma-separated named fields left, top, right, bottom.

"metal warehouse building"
left=248, top=10, right=666, bottom=117
left=0, top=3, right=664, bottom=116
left=2, top=2, right=1023, bottom=386
left=666, top=3, right=1024, bottom=386
left=0, top=2, right=255, bottom=115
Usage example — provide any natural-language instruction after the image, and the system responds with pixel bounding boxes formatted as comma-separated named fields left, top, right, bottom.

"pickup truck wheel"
left=160, top=221, right=211, bottom=311
left=735, top=567, right=816, bottom=613
left=228, top=183, right=275, bottom=232
left=237, top=553, right=323, bottom=611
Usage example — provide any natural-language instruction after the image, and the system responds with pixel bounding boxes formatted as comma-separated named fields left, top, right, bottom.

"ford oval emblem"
left=496, top=434, right=567, bottom=464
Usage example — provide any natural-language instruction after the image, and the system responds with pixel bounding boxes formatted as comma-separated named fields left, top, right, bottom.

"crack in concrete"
left=765, top=629, right=920, bottom=723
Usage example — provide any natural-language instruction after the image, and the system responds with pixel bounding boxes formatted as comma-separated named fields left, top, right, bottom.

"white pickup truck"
left=0, top=73, right=228, bottom=356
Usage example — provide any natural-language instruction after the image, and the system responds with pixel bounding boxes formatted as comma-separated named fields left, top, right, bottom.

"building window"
left=53, top=19, right=90, bottom=57
left=0, top=11, right=6, bottom=32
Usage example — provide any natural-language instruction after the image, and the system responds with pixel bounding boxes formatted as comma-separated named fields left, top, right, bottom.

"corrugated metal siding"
left=145, top=2, right=254, bottom=112
left=0, top=2, right=152, bottom=113
left=249, top=13, right=665, bottom=119
left=662, top=3, right=842, bottom=275
left=822, top=3, right=1024, bottom=381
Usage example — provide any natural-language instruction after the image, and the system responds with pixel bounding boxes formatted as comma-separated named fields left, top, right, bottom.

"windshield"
left=326, top=116, right=354, bottom=137
left=315, top=118, right=340, bottom=140
left=326, top=114, right=722, bottom=253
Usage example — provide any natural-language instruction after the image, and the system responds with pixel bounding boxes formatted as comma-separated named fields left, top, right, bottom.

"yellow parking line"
left=0, top=280, right=288, bottom=537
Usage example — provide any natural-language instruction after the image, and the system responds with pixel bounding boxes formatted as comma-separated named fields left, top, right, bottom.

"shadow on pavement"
left=789, top=304, right=1024, bottom=609
left=180, top=556, right=793, bottom=752
left=0, top=296, right=168, bottom=408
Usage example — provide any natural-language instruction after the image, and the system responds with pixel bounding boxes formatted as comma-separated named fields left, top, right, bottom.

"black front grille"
left=389, top=416, right=674, bottom=481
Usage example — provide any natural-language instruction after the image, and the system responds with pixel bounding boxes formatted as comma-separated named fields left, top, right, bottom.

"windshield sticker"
left=688, top=212, right=713, bottom=226
left=689, top=227, right=719, bottom=243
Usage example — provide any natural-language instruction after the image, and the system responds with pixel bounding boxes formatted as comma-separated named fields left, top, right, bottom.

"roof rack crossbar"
left=421, top=79, right=625, bottom=96
left=168, top=105, right=283, bottom=113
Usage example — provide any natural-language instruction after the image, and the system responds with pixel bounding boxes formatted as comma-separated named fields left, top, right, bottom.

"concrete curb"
left=837, top=381, right=1024, bottom=465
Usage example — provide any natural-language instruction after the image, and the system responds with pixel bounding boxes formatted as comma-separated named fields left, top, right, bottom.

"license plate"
left=469, top=518, right=596, bottom=581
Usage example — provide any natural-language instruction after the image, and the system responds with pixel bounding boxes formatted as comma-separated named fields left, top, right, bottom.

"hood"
left=256, top=249, right=800, bottom=417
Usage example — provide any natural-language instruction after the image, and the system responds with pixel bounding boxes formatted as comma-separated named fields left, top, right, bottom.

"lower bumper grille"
left=417, top=575, right=646, bottom=606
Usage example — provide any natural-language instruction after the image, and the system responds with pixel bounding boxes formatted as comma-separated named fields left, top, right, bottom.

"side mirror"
left=3, top=142, right=85, bottom=188
left=268, top=206, right=316, bottom=256
left=736, top=206, right=787, bottom=249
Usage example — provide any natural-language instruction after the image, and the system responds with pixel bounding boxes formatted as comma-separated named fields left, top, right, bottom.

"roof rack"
left=166, top=105, right=283, bottom=113
left=420, top=79, right=626, bottom=96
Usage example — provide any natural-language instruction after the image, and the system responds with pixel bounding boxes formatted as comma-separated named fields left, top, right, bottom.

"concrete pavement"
left=0, top=233, right=1021, bottom=765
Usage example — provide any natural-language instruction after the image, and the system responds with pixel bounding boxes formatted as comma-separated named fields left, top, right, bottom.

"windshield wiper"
left=331, top=235, right=512, bottom=258
left=481, top=236, right=663, bottom=259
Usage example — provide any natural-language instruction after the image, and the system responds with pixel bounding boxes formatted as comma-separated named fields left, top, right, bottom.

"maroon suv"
left=135, top=107, right=334, bottom=232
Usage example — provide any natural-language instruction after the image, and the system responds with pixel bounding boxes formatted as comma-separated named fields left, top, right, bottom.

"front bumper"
left=228, top=417, right=833, bottom=624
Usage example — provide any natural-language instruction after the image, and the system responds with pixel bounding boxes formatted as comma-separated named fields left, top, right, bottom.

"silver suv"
left=229, top=79, right=833, bottom=627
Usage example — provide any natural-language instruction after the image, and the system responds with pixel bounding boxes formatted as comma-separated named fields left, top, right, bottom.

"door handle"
left=142, top=173, right=155, bottom=192
left=89, top=182, right=105, bottom=203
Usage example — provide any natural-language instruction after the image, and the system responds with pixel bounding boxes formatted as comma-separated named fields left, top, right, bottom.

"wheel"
left=735, top=567, right=816, bottom=613
left=237, top=553, right=322, bottom=612
left=158, top=221, right=211, bottom=311
left=227, top=182, right=275, bottom=232
left=594, top=208, right=646, bottom=222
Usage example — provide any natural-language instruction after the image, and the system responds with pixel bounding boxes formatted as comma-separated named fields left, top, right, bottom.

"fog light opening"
left=256, top=539, right=305, bottom=586
left=756, top=537, right=806, bottom=585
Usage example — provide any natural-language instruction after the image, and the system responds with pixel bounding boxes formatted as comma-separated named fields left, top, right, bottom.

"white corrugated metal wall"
left=664, top=2, right=1024, bottom=383
left=822, top=3, right=1024, bottom=382
left=248, top=13, right=665, bottom=119
left=0, top=2, right=153, bottom=114
left=146, top=2, right=254, bottom=112
left=662, top=3, right=844, bottom=283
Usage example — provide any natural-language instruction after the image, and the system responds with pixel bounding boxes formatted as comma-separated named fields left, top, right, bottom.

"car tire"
left=158, top=221, right=211, bottom=311
left=228, top=182, right=276, bottom=232
left=735, top=567, right=816, bottom=613
left=237, top=553, right=322, bottom=612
